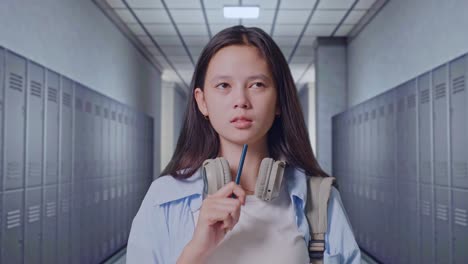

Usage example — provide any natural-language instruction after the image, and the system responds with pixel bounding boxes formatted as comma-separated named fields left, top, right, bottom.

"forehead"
left=205, top=45, right=272, bottom=79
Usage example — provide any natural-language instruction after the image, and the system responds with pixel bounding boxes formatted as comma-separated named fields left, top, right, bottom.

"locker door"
left=101, top=98, right=110, bottom=257
left=4, top=51, right=26, bottom=190
left=418, top=73, right=432, bottom=184
left=432, top=65, right=449, bottom=186
left=452, top=189, right=468, bottom=263
left=25, top=188, right=42, bottom=263
left=84, top=89, right=93, bottom=181
left=42, top=185, right=58, bottom=264
left=46, top=70, right=59, bottom=185
left=60, top=77, right=73, bottom=184
left=57, top=183, right=71, bottom=264
left=2, top=190, right=24, bottom=264
left=434, top=187, right=450, bottom=263
left=27, top=62, right=45, bottom=187
left=0, top=48, right=4, bottom=192
left=406, top=79, right=417, bottom=183
left=420, top=184, right=435, bottom=263
left=449, top=55, right=468, bottom=188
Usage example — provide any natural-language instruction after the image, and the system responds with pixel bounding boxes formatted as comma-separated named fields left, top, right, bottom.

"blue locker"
left=94, top=94, right=102, bottom=180
left=57, top=183, right=71, bottom=264
left=452, top=189, right=468, bottom=263
left=2, top=190, right=24, bottom=264
left=27, top=62, right=45, bottom=187
left=406, top=79, right=417, bottom=183
left=60, top=77, right=73, bottom=184
left=25, top=188, right=42, bottom=263
left=4, top=51, right=26, bottom=190
left=449, top=55, right=468, bottom=189
left=0, top=47, right=4, bottom=192
left=46, top=70, right=60, bottom=185
left=42, top=185, right=58, bottom=264
left=420, top=184, right=435, bottom=264
left=434, top=187, right=450, bottom=263
left=432, top=65, right=449, bottom=186
left=418, top=73, right=432, bottom=184
left=84, top=88, right=93, bottom=181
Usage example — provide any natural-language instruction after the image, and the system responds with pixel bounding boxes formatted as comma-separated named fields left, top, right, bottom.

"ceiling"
left=94, top=0, right=387, bottom=90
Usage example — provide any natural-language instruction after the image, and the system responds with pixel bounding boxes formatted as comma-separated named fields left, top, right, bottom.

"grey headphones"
left=201, top=157, right=286, bottom=201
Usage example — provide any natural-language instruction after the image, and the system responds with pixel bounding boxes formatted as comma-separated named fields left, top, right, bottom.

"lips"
left=231, top=116, right=253, bottom=129
left=230, top=116, right=252, bottom=123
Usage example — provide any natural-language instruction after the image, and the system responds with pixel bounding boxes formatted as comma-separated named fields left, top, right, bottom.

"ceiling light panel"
left=279, top=0, right=317, bottom=9
left=305, top=24, right=336, bottom=36
left=310, top=10, right=347, bottom=24
left=276, top=10, right=311, bottom=24
left=204, top=0, right=238, bottom=9
left=125, top=0, right=163, bottom=8
left=170, top=9, right=205, bottom=24
left=344, top=10, right=367, bottom=24
left=134, top=9, right=171, bottom=23
left=224, top=6, right=260, bottom=19
left=106, top=0, right=126, bottom=8
left=114, top=9, right=138, bottom=23
left=165, top=0, right=202, bottom=8
left=317, top=0, right=354, bottom=9
left=273, top=24, right=305, bottom=36
left=355, top=0, right=377, bottom=9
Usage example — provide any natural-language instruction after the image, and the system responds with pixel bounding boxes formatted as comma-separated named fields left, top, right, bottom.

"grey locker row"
left=332, top=54, right=468, bottom=263
left=0, top=47, right=154, bottom=264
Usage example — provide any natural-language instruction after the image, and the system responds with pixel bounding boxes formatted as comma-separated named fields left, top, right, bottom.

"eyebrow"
left=209, top=74, right=272, bottom=83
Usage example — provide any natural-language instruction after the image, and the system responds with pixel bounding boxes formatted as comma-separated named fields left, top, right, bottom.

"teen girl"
left=127, top=25, right=360, bottom=264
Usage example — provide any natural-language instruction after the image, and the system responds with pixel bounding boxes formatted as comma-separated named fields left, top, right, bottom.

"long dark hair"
left=161, top=25, right=330, bottom=179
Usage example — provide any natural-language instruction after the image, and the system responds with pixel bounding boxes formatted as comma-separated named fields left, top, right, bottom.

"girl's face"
left=194, top=45, right=280, bottom=146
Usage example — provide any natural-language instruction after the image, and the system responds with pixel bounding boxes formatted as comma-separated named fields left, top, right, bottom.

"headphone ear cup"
left=255, top=158, right=274, bottom=200
left=218, top=158, right=232, bottom=185
left=202, top=158, right=232, bottom=195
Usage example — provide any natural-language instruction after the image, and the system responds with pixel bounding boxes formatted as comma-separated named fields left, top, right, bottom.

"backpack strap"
left=305, top=176, right=335, bottom=264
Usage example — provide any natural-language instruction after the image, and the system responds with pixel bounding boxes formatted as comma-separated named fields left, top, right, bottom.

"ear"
left=194, top=87, right=209, bottom=116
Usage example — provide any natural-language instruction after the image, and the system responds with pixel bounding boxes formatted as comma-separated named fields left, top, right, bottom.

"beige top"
left=192, top=182, right=309, bottom=264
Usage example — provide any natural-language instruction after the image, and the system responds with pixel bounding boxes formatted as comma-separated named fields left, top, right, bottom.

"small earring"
left=204, top=115, right=209, bottom=120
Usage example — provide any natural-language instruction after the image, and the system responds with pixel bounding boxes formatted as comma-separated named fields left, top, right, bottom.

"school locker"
left=452, top=189, right=468, bottom=263
left=0, top=47, right=4, bottom=192
left=432, top=65, right=449, bottom=186
left=449, top=55, right=468, bottom=189
left=42, top=185, right=58, bottom=264
left=57, top=182, right=71, bottom=264
left=1, top=190, right=24, bottom=264
left=24, top=188, right=42, bottom=263
left=418, top=73, right=432, bottom=184
left=46, top=70, right=60, bottom=186
left=420, top=184, right=435, bottom=264
left=406, top=79, right=418, bottom=183
left=26, top=62, right=45, bottom=188
left=61, top=77, right=73, bottom=184
left=4, top=51, right=26, bottom=190
left=434, top=187, right=450, bottom=263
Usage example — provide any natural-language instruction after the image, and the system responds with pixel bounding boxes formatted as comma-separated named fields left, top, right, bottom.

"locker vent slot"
left=379, top=106, right=385, bottom=117
left=7, top=161, right=21, bottom=178
left=76, top=98, right=82, bottom=111
left=421, top=200, right=431, bottom=216
left=420, top=89, right=429, bottom=104
left=28, top=205, right=41, bottom=223
left=7, top=209, right=21, bottom=229
left=397, top=99, right=405, bottom=112
left=28, top=162, right=42, bottom=178
left=9, top=72, right=23, bottom=92
left=61, top=199, right=70, bottom=213
left=48, top=87, right=57, bottom=102
left=436, top=203, right=448, bottom=221
left=454, top=208, right=467, bottom=226
left=434, top=83, right=446, bottom=99
left=46, top=201, right=57, bottom=217
left=95, top=105, right=101, bottom=116
left=452, top=75, right=465, bottom=94
left=63, top=93, right=71, bottom=107
left=453, top=161, right=468, bottom=178
left=407, top=94, right=416, bottom=109
left=30, top=80, right=42, bottom=97
left=85, top=101, right=92, bottom=113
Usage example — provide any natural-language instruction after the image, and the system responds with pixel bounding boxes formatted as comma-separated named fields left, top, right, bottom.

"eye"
left=215, top=82, right=229, bottom=89
left=251, top=82, right=266, bottom=89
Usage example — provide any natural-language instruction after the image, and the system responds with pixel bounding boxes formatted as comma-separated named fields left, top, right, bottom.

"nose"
left=233, top=88, right=250, bottom=109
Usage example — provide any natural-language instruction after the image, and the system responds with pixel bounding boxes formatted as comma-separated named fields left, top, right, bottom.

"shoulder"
left=325, top=186, right=361, bottom=262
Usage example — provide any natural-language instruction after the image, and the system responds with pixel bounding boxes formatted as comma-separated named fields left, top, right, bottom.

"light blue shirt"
left=127, top=166, right=361, bottom=264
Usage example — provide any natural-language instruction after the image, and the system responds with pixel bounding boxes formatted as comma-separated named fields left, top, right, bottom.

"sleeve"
left=126, top=184, right=168, bottom=264
left=324, top=187, right=361, bottom=264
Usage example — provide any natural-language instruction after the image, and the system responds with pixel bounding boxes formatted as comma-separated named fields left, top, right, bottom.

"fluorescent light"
left=223, top=6, right=259, bottom=19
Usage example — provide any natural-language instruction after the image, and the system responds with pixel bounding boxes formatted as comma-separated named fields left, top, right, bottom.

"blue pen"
left=232, top=144, right=248, bottom=198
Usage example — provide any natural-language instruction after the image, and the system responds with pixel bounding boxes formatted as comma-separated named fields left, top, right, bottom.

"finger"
left=212, top=182, right=246, bottom=204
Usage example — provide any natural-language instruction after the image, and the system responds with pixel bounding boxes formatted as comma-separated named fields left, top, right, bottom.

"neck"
left=218, top=137, right=269, bottom=194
